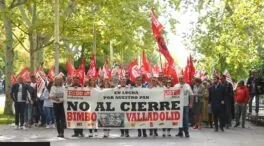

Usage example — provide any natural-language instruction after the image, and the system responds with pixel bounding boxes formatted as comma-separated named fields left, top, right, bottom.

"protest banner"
left=64, top=87, right=183, bottom=129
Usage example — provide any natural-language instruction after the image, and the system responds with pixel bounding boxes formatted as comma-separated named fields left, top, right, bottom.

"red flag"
left=103, top=57, right=112, bottom=79
left=151, top=8, right=174, bottom=65
left=48, top=66, right=55, bottom=81
left=128, top=59, right=141, bottom=82
left=38, top=66, right=47, bottom=80
left=17, top=67, right=31, bottom=82
left=189, top=55, right=196, bottom=80
left=66, top=60, right=75, bottom=77
left=184, top=58, right=190, bottom=84
left=142, top=51, right=152, bottom=73
left=167, top=65, right=178, bottom=85
left=87, top=53, right=97, bottom=78
left=76, top=58, right=85, bottom=85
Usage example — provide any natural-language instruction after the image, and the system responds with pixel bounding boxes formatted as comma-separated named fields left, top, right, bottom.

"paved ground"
left=0, top=121, right=264, bottom=146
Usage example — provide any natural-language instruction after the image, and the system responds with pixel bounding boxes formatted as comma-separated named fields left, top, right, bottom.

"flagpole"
left=54, top=0, right=60, bottom=74
left=159, top=54, right=162, bottom=70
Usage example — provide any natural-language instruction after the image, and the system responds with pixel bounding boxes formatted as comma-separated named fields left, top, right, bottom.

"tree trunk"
left=29, top=29, right=37, bottom=71
left=3, top=9, right=14, bottom=115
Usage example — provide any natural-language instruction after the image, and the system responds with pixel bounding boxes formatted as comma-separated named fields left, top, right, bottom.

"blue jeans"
left=43, top=107, right=53, bottom=125
left=179, top=106, right=189, bottom=134
left=249, top=94, right=259, bottom=114
left=24, top=103, right=33, bottom=125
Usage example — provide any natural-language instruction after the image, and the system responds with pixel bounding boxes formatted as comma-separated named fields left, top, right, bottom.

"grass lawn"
left=0, top=114, right=14, bottom=125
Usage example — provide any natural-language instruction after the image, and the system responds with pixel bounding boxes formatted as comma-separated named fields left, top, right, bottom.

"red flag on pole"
left=17, top=67, right=31, bottom=82
left=48, top=66, right=55, bottom=81
left=11, top=73, right=17, bottom=84
left=66, top=60, right=75, bottom=77
left=76, top=58, right=85, bottom=85
left=87, top=53, right=97, bottom=78
left=128, top=59, right=141, bottom=82
left=151, top=8, right=174, bottom=66
left=184, top=58, right=190, bottom=84
left=189, top=55, right=196, bottom=80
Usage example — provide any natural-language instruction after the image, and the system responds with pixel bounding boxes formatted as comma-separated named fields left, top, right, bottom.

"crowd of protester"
left=9, top=68, right=264, bottom=138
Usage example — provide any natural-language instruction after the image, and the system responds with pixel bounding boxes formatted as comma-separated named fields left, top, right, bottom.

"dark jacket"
left=208, top=84, right=225, bottom=110
left=11, top=83, right=29, bottom=102
left=222, top=82, right=234, bottom=103
left=247, top=77, right=263, bottom=95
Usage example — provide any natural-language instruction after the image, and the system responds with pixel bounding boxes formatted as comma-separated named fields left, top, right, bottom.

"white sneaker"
left=21, top=126, right=26, bottom=130
left=46, top=125, right=50, bottom=129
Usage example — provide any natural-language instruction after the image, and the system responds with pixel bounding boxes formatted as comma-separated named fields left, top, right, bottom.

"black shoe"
left=234, top=122, right=240, bottom=127
left=72, top=134, right=78, bottom=137
left=150, top=132, right=153, bottom=136
left=242, top=125, right=245, bottom=128
left=121, top=133, right=124, bottom=137
left=168, top=134, right=171, bottom=137
left=60, top=134, right=64, bottom=138
left=185, top=133, right=190, bottom=138
left=143, top=133, right=147, bottom=137
left=176, top=133, right=183, bottom=137
left=220, top=127, right=224, bottom=132
left=138, top=133, right=141, bottom=137
left=162, top=134, right=166, bottom=137
left=80, top=133, right=84, bottom=137
left=125, top=134, right=129, bottom=137
left=214, top=128, right=218, bottom=132
left=57, top=135, right=61, bottom=137
left=154, top=132, right=158, bottom=136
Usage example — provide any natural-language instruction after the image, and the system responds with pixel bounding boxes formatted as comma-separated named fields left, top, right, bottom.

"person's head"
left=84, top=79, right=89, bottom=87
left=220, top=75, right=226, bottom=83
left=30, top=75, right=36, bottom=83
left=178, top=75, right=185, bottom=84
left=150, top=77, right=158, bottom=87
left=202, top=81, right=208, bottom=88
left=73, top=76, right=80, bottom=84
left=238, top=80, right=245, bottom=87
left=194, top=78, right=202, bottom=86
left=104, top=79, right=111, bottom=88
left=251, top=69, right=257, bottom=77
left=120, top=77, right=127, bottom=87
left=67, top=77, right=72, bottom=85
left=135, top=76, right=142, bottom=87
left=125, top=72, right=130, bottom=80
left=54, top=76, right=63, bottom=87
left=166, top=79, right=173, bottom=88
left=158, top=72, right=164, bottom=81
left=17, top=76, right=23, bottom=84
left=47, top=81, right=54, bottom=92
left=89, top=78, right=96, bottom=87
left=213, top=76, right=219, bottom=84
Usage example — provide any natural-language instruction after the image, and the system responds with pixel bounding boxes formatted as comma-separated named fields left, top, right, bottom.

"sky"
left=159, top=2, right=199, bottom=68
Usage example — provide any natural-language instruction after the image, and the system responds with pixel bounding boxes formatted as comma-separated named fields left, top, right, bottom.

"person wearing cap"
left=162, top=78, right=173, bottom=137
left=147, top=76, right=159, bottom=137
left=135, top=76, right=147, bottom=137
left=175, top=75, right=193, bottom=138
left=118, top=77, right=130, bottom=137
left=234, top=80, right=249, bottom=128
left=71, top=76, right=84, bottom=137
left=49, top=75, right=66, bottom=138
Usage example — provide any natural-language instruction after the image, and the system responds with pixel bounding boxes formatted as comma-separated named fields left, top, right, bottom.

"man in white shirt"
left=174, top=76, right=193, bottom=138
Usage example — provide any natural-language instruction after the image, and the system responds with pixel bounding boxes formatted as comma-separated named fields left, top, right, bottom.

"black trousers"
left=149, top=129, right=158, bottom=134
left=15, top=102, right=26, bottom=126
left=54, top=103, right=65, bottom=135
left=138, top=129, right=147, bottom=135
left=74, top=129, right=83, bottom=135
left=120, top=129, right=129, bottom=135
left=212, top=105, right=225, bottom=129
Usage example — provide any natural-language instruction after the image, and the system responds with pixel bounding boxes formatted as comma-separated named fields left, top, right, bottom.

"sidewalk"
left=0, top=122, right=264, bottom=146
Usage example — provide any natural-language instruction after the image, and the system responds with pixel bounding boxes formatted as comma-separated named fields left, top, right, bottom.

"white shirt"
left=174, top=83, right=193, bottom=106
left=17, top=84, right=24, bottom=102
left=49, top=86, right=65, bottom=103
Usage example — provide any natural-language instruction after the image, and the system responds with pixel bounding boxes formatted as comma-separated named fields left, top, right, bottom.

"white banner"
left=64, top=87, right=183, bottom=129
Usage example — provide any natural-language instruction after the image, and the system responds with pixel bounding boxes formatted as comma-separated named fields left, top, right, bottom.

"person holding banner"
left=147, top=76, right=159, bottom=137
left=135, top=76, right=148, bottom=137
left=71, top=76, right=84, bottom=137
left=118, top=77, right=130, bottom=137
left=50, top=75, right=66, bottom=138
left=102, top=77, right=113, bottom=138
left=162, top=78, right=173, bottom=137
left=87, top=77, right=98, bottom=138
left=175, top=76, right=193, bottom=138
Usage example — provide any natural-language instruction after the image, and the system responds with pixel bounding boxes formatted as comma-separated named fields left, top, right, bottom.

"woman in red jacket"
left=234, top=80, right=249, bottom=128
